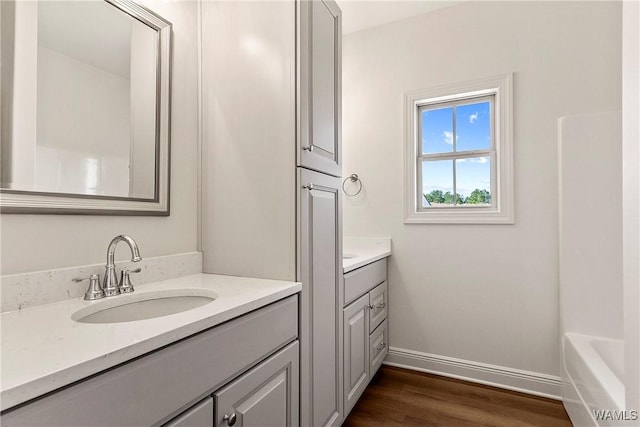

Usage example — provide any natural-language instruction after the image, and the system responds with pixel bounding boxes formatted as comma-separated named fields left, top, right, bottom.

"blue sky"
left=421, top=101, right=491, bottom=202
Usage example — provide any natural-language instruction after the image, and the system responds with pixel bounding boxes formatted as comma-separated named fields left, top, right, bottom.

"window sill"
left=404, top=209, right=514, bottom=224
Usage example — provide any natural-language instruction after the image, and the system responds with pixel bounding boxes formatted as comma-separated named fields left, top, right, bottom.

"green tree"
left=455, top=193, right=466, bottom=204
left=443, top=192, right=454, bottom=204
left=424, top=190, right=444, bottom=204
left=466, top=189, right=491, bottom=204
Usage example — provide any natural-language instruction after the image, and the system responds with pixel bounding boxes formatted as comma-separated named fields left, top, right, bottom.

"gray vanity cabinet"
left=2, top=296, right=299, bottom=427
left=341, top=260, right=389, bottom=419
left=297, top=1, right=344, bottom=426
left=214, top=342, right=299, bottom=427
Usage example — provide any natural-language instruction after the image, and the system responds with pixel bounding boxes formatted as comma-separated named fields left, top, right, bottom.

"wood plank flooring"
left=343, top=366, right=573, bottom=427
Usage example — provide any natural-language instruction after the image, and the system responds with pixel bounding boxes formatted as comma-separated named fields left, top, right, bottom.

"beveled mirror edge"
left=0, top=0, right=172, bottom=216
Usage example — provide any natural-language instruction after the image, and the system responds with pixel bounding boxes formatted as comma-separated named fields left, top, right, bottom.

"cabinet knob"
left=223, top=413, right=237, bottom=426
left=377, top=302, right=386, bottom=309
left=368, top=304, right=374, bottom=310
left=303, top=145, right=314, bottom=152
left=303, top=183, right=314, bottom=191
left=376, top=342, right=386, bottom=351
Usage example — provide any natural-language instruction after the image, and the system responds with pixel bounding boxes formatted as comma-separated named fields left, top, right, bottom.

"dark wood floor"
left=343, top=366, right=573, bottom=427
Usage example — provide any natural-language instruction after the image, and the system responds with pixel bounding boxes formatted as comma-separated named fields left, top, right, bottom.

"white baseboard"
left=384, top=346, right=562, bottom=400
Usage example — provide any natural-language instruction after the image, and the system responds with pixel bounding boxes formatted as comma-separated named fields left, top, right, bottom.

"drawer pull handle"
left=369, top=302, right=385, bottom=311
left=223, top=413, right=237, bottom=426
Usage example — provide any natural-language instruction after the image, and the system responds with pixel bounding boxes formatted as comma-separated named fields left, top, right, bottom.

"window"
left=404, top=74, right=514, bottom=224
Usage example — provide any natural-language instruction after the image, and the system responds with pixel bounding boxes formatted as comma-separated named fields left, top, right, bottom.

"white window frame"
left=403, top=74, right=514, bottom=224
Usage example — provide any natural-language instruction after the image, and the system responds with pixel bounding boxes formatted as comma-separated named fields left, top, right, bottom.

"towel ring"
left=342, top=174, right=362, bottom=196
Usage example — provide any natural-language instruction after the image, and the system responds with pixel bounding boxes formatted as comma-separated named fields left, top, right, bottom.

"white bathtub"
left=563, top=333, right=626, bottom=426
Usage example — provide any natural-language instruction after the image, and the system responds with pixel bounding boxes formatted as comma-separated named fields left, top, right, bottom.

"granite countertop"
left=343, top=237, right=392, bottom=273
left=0, top=274, right=301, bottom=411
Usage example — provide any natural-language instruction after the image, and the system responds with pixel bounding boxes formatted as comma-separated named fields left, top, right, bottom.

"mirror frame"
left=0, top=0, right=172, bottom=216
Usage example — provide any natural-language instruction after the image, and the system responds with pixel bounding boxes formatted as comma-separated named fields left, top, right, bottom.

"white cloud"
left=470, top=157, right=488, bottom=164
left=469, top=112, right=479, bottom=124
left=443, top=131, right=454, bottom=145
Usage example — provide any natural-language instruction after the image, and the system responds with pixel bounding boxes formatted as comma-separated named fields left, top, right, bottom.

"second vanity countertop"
left=343, top=237, right=391, bottom=273
left=0, top=274, right=301, bottom=412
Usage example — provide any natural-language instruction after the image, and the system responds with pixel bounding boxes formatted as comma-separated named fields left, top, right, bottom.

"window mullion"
left=452, top=105, right=457, bottom=153
left=452, top=106, right=457, bottom=204
left=452, top=159, right=457, bottom=205
left=417, top=108, right=423, bottom=210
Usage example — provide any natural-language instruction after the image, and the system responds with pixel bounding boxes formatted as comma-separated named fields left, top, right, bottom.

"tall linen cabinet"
left=200, top=1, right=343, bottom=427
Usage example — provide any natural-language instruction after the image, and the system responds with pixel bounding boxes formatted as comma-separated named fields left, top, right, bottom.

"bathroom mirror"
left=0, top=0, right=172, bottom=215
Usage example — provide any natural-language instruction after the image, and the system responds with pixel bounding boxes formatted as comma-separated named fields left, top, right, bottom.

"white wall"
left=200, top=0, right=296, bottom=281
left=0, top=0, right=199, bottom=275
left=36, top=46, right=131, bottom=196
left=342, top=0, right=621, bottom=385
left=129, top=23, right=157, bottom=199
left=36, top=46, right=130, bottom=160
left=4, top=1, right=37, bottom=189
left=559, top=111, right=622, bottom=341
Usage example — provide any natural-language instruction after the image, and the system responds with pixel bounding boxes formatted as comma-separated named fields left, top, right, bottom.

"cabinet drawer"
left=2, top=296, right=298, bottom=427
left=369, top=320, right=388, bottom=375
left=344, top=259, right=386, bottom=305
left=368, top=282, right=387, bottom=333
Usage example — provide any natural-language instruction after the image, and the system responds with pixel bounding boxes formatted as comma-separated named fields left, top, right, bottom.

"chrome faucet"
left=103, top=235, right=142, bottom=296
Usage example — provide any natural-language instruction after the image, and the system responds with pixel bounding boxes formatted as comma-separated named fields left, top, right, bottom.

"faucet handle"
left=73, top=274, right=104, bottom=301
left=119, top=268, right=141, bottom=294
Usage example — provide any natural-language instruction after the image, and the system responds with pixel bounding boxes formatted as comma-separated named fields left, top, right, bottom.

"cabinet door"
left=368, top=281, right=388, bottom=333
left=215, top=342, right=299, bottom=427
left=298, top=168, right=343, bottom=427
left=298, top=0, right=342, bottom=176
left=343, top=294, right=370, bottom=417
left=164, top=398, right=214, bottom=427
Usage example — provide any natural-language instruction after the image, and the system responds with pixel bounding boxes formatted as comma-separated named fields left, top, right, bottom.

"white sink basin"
left=72, top=289, right=217, bottom=324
